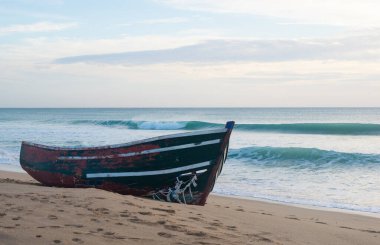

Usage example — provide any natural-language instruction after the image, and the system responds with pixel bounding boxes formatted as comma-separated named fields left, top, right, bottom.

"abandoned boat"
left=20, top=121, right=234, bottom=205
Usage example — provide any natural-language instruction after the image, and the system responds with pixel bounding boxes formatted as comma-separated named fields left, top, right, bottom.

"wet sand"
left=0, top=170, right=379, bottom=244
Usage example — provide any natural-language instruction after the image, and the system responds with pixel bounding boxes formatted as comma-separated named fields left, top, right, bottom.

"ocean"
left=1, top=108, right=379, bottom=214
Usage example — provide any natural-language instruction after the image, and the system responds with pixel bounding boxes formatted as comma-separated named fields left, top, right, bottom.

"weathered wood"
left=20, top=122, right=235, bottom=205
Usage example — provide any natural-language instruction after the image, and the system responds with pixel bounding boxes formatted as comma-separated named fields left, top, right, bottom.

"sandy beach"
left=0, top=170, right=379, bottom=245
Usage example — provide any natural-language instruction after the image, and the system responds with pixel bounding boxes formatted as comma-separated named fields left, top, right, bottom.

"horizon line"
left=1, top=106, right=380, bottom=109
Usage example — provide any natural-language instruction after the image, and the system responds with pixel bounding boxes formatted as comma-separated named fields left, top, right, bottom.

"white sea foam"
left=0, top=149, right=19, bottom=165
left=136, top=121, right=187, bottom=130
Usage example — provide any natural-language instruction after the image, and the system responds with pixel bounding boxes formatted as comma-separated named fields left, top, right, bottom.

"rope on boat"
left=152, top=174, right=198, bottom=204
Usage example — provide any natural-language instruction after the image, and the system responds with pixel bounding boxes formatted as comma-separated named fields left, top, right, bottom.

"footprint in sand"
left=72, top=237, right=83, bottom=243
left=121, top=201, right=134, bottom=206
left=339, top=226, right=358, bottom=231
left=261, top=212, right=273, bottom=216
left=113, top=235, right=127, bottom=239
left=360, top=229, right=380, bottom=234
left=48, top=215, right=58, bottom=220
left=0, top=225, right=15, bottom=229
left=152, top=208, right=175, bottom=214
left=128, top=217, right=157, bottom=226
left=189, top=217, right=202, bottom=221
left=338, top=225, right=379, bottom=235
left=285, top=216, right=300, bottom=221
left=209, top=222, right=222, bottom=227
left=164, top=224, right=187, bottom=232
left=53, top=240, right=61, bottom=244
left=11, top=207, right=24, bottom=212
left=158, top=232, right=175, bottom=238
left=64, top=224, right=84, bottom=228
left=186, top=231, right=207, bottom=237
left=315, top=221, right=327, bottom=224
left=94, top=208, right=110, bottom=214
left=249, top=233, right=273, bottom=243
left=157, top=220, right=166, bottom=225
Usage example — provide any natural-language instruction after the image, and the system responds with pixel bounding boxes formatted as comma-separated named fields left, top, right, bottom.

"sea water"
left=0, top=108, right=379, bottom=214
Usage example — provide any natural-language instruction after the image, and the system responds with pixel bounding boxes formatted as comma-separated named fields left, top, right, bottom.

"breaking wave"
left=237, top=123, right=380, bottom=135
left=71, top=120, right=222, bottom=130
left=228, top=146, right=380, bottom=168
left=70, top=120, right=380, bottom=135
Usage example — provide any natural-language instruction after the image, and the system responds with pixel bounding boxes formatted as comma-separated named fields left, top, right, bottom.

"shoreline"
left=2, top=165, right=379, bottom=219
left=213, top=193, right=380, bottom=219
left=0, top=164, right=24, bottom=173
left=1, top=170, right=380, bottom=244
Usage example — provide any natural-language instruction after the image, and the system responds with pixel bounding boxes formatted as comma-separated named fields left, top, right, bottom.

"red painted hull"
left=20, top=122, right=234, bottom=205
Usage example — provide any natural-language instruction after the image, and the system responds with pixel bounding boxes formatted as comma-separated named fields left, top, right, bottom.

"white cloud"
left=1, top=59, right=380, bottom=107
left=157, top=0, right=380, bottom=27
left=0, top=35, right=207, bottom=64
left=123, top=17, right=188, bottom=26
left=1, top=30, right=380, bottom=107
left=0, top=22, right=77, bottom=35
left=53, top=31, right=380, bottom=65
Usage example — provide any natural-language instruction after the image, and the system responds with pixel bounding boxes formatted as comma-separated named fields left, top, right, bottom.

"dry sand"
left=0, top=170, right=379, bottom=245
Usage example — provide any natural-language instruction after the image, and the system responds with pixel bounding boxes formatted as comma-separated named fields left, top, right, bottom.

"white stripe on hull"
left=58, top=139, right=221, bottom=160
left=86, top=161, right=211, bottom=178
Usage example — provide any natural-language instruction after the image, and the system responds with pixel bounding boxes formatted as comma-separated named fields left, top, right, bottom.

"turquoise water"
left=1, top=108, right=380, bottom=213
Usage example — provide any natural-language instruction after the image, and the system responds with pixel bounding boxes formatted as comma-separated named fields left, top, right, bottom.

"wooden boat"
left=20, top=121, right=234, bottom=205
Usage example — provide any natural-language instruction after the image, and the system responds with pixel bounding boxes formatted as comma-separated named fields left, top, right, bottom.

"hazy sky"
left=1, top=0, right=380, bottom=107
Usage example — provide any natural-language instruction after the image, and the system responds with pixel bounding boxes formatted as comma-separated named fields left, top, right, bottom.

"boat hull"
left=20, top=121, right=234, bottom=205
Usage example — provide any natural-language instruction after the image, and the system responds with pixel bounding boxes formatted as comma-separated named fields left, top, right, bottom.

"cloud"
left=2, top=59, right=380, bottom=107
left=0, top=35, right=207, bottom=63
left=54, top=32, right=380, bottom=65
left=157, top=0, right=380, bottom=27
left=123, top=17, right=188, bottom=26
left=2, top=35, right=380, bottom=107
left=0, top=22, right=77, bottom=35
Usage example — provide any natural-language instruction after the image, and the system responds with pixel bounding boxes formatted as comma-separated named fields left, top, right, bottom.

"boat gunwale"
left=21, top=128, right=228, bottom=151
left=58, top=139, right=221, bottom=160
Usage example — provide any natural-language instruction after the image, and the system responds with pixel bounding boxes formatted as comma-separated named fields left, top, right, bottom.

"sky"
left=1, top=0, right=380, bottom=107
